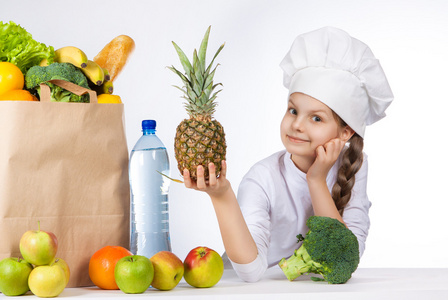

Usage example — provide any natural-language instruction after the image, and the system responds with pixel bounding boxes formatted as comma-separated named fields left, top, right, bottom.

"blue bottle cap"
left=142, top=120, right=156, bottom=130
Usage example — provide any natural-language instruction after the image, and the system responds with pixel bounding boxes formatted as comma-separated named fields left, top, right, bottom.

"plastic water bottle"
left=129, top=120, right=171, bottom=258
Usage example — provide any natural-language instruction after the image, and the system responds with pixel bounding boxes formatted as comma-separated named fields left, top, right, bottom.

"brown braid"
left=331, top=114, right=364, bottom=216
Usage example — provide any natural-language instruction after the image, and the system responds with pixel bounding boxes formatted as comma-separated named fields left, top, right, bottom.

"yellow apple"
left=149, top=251, right=184, bottom=291
left=28, top=264, right=66, bottom=297
left=50, top=258, right=70, bottom=286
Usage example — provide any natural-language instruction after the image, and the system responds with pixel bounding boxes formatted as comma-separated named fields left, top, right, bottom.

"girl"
left=183, top=27, right=393, bottom=282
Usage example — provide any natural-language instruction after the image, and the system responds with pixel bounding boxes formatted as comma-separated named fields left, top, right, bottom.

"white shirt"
left=228, top=150, right=371, bottom=282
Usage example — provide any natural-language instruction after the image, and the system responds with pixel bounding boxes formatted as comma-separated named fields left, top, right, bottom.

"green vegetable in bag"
left=0, top=21, right=54, bottom=75
left=26, top=63, right=90, bottom=102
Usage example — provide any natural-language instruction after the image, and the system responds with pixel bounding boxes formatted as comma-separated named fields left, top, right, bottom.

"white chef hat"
left=280, top=27, right=394, bottom=138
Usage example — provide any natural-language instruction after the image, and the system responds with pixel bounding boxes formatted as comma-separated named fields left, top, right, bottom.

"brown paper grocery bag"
left=0, top=79, right=130, bottom=287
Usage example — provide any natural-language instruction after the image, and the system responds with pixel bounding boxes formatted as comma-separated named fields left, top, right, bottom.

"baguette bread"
left=94, top=35, right=135, bottom=82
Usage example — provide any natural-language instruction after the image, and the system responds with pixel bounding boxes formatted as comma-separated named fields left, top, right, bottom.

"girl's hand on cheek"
left=307, top=138, right=345, bottom=182
left=183, top=161, right=231, bottom=198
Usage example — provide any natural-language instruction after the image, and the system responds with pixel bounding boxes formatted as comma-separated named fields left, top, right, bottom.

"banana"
left=54, top=46, right=88, bottom=68
left=91, top=80, right=114, bottom=95
left=81, top=60, right=105, bottom=86
left=102, top=68, right=111, bottom=82
left=100, top=80, right=114, bottom=94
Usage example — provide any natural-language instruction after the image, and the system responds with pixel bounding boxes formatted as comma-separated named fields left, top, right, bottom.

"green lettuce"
left=0, top=21, right=54, bottom=74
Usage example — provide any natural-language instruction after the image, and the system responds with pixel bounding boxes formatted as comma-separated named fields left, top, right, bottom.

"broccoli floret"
left=279, top=216, right=360, bottom=284
left=25, top=62, right=90, bottom=102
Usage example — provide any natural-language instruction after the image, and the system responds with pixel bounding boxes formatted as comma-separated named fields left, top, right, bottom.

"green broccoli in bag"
left=25, top=63, right=90, bottom=102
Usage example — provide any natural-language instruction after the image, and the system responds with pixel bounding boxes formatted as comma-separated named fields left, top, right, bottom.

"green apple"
left=183, top=246, right=224, bottom=288
left=149, top=251, right=184, bottom=291
left=50, top=258, right=70, bottom=286
left=115, top=255, right=154, bottom=294
left=0, top=257, right=33, bottom=296
left=20, top=221, right=58, bottom=266
left=28, top=264, right=66, bottom=297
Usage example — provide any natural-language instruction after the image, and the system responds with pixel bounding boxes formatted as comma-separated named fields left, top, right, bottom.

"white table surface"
left=2, top=268, right=447, bottom=299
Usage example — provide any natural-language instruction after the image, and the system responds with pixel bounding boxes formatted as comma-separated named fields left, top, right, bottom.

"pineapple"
left=169, top=26, right=226, bottom=181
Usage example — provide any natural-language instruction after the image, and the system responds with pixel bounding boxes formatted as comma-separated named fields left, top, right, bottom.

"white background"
left=3, top=0, right=448, bottom=268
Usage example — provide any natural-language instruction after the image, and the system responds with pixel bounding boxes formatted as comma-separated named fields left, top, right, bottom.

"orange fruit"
left=0, top=62, right=24, bottom=96
left=88, top=246, right=132, bottom=290
left=0, top=89, right=38, bottom=101
left=97, top=94, right=122, bottom=104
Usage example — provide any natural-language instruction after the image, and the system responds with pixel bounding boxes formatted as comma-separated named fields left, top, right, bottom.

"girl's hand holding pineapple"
left=183, top=161, right=231, bottom=199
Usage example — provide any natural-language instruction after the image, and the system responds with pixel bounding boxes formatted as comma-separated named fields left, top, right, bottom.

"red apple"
left=183, top=246, right=224, bottom=288
left=149, top=251, right=184, bottom=291
left=20, top=221, right=58, bottom=266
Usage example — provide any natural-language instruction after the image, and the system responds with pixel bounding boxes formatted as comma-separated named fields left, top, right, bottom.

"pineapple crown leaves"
left=168, top=26, right=225, bottom=119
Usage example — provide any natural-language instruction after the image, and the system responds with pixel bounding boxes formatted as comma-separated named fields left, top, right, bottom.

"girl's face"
left=280, top=92, right=352, bottom=170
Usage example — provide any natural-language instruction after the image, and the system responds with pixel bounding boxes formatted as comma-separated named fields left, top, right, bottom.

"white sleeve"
left=229, top=165, right=271, bottom=282
left=342, top=154, right=371, bottom=257
left=229, top=254, right=267, bottom=283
